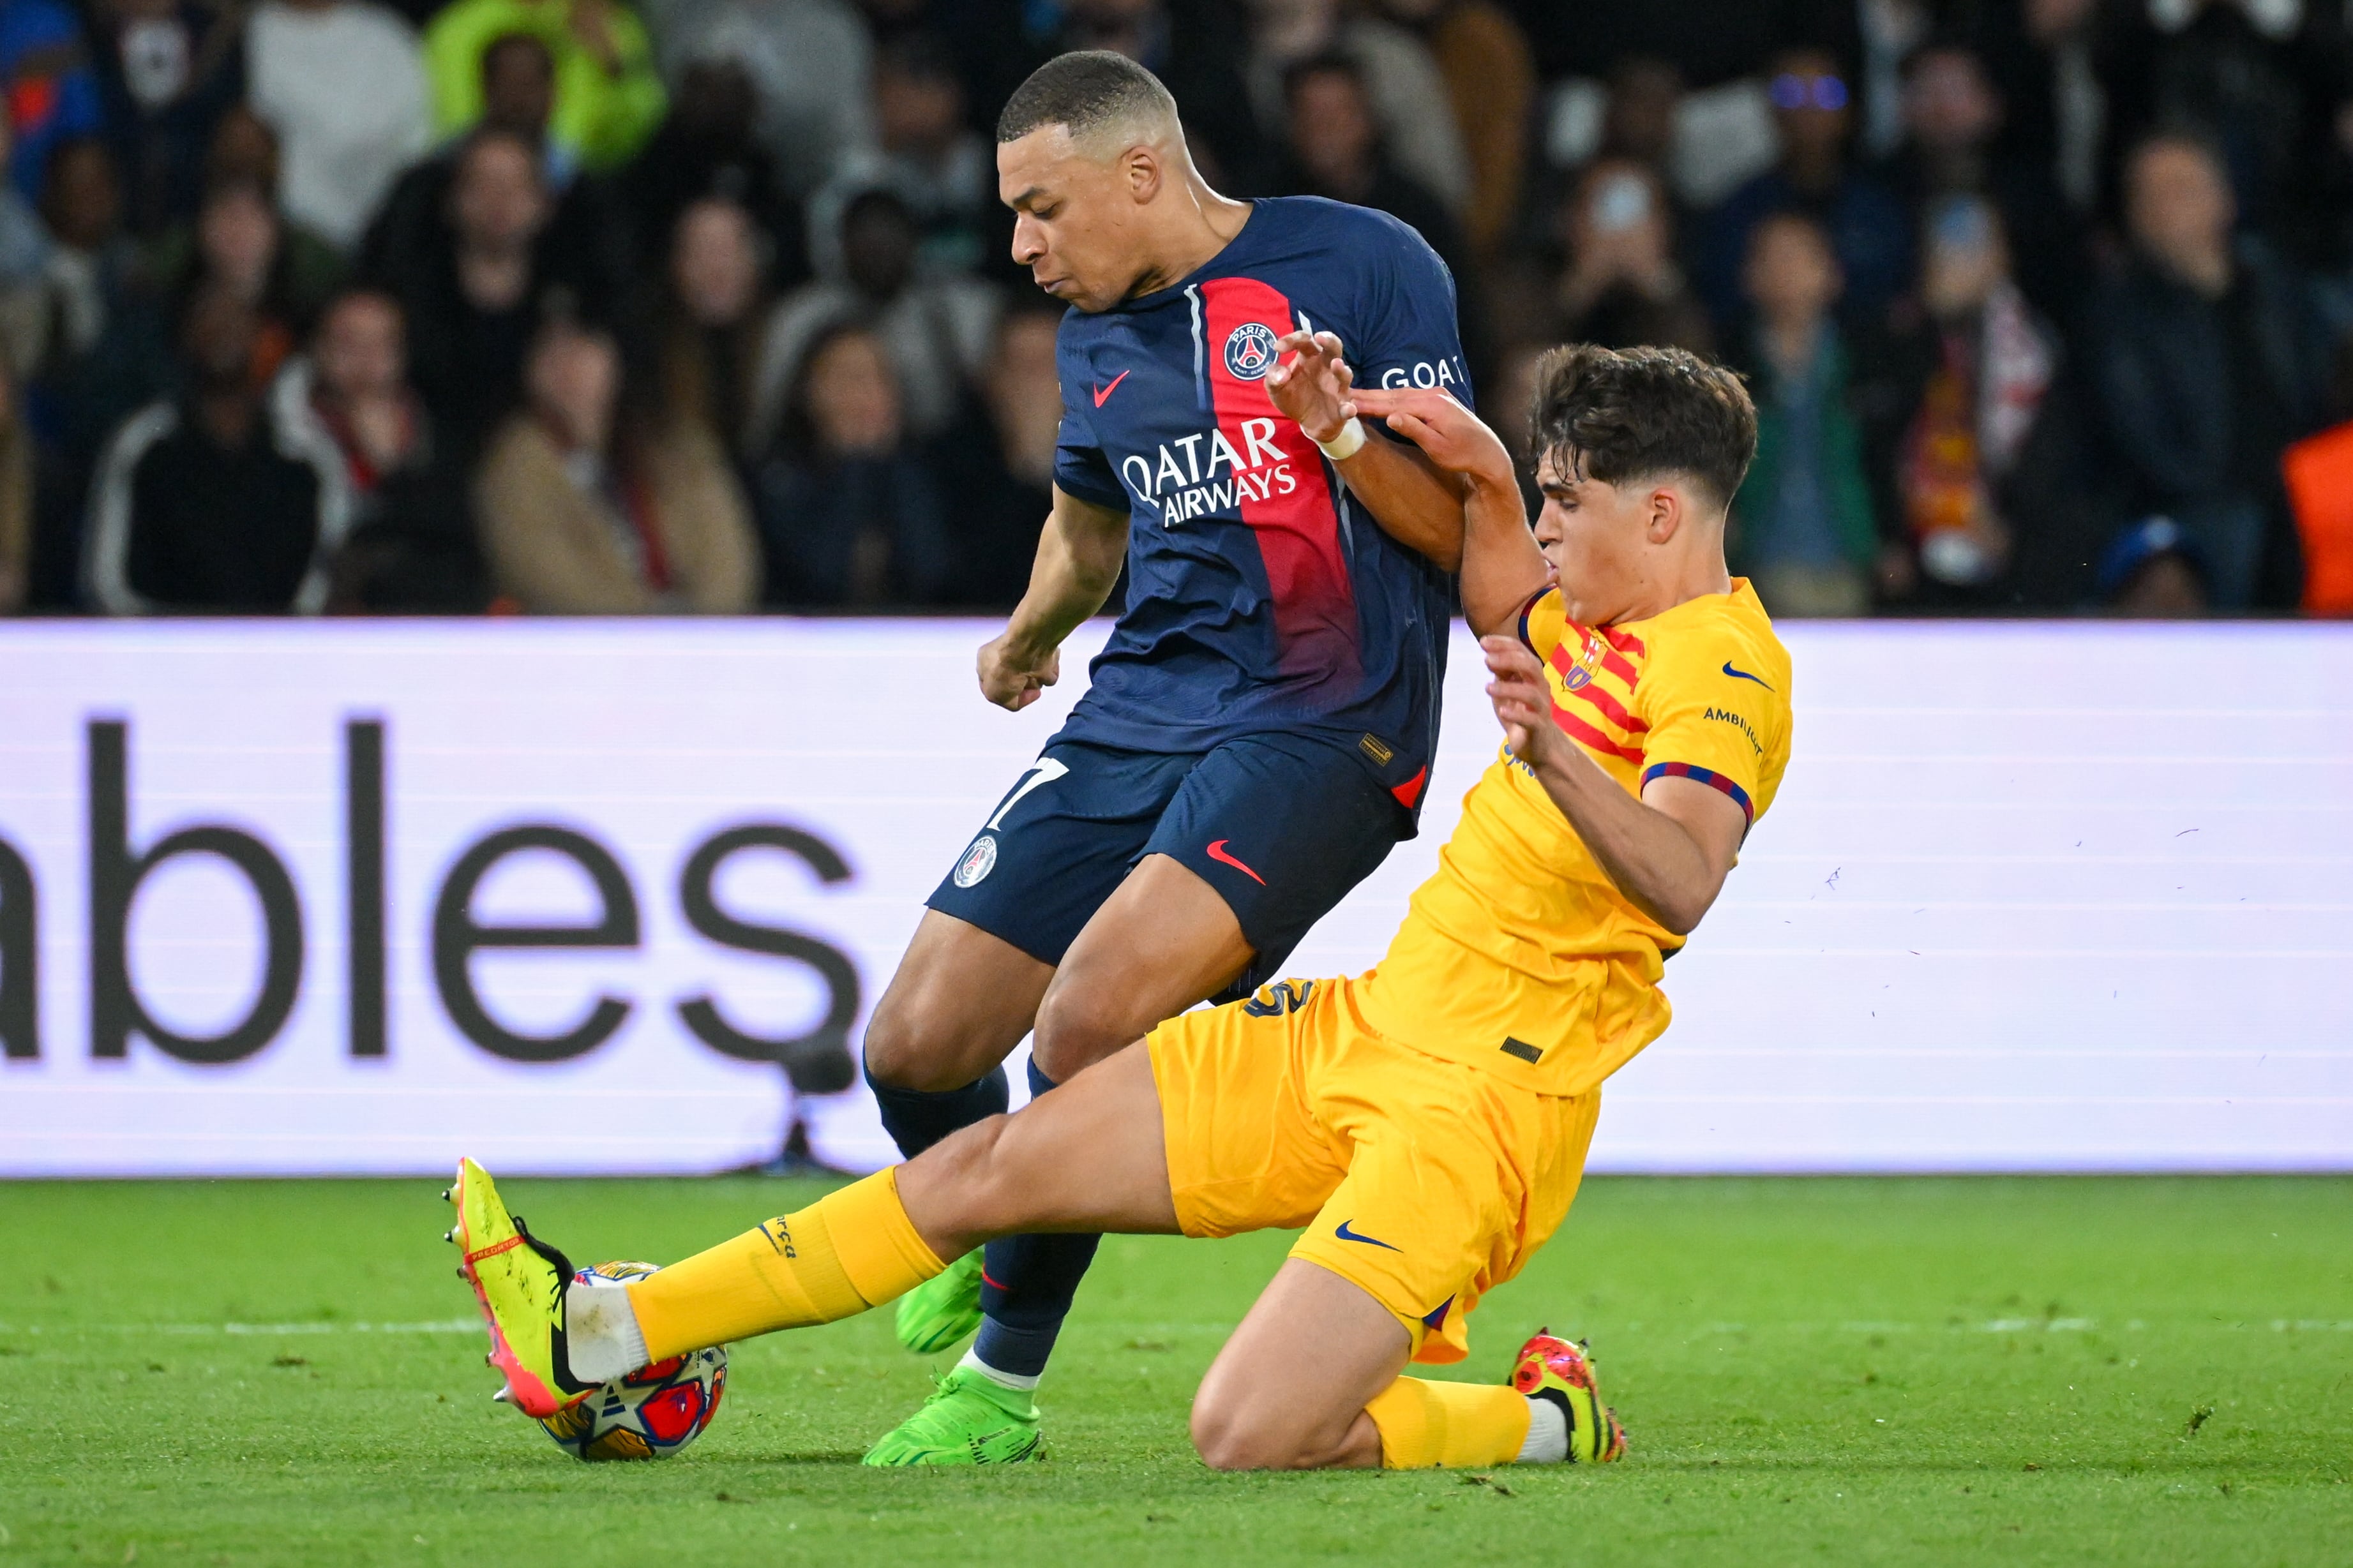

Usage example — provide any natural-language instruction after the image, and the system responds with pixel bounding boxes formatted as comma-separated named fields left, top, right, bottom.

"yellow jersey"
left=1357, top=578, right=1794, bottom=1096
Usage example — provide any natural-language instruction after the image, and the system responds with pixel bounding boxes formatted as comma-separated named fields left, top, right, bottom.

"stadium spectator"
left=23, top=136, right=174, bottom=608
left=2101, top=0, right=2351, bottom=244
left=658, top=192, right=773, bottom=467
left=1874, top=36, right=2086, bottom=334
left=476, top=313, right=758, bottom=612
left=1367, top=0, right=1535, bottom=260
left=0, top=0, right=105, bottom=205
left=753, top=322, right=949, bottom=608
left=87, top=0, right=249, bottom=238
left=929, top=301, right=1058, bottom=608
left=2086, top=132, right=2337, bottom=611
left=1979, top=0, right=2112, bottom=216
left=643, top=0, right=873, bottom=198
left=244, top=0, right=433, bottom=250
left=379, top=128, right=561, bottom=465
left=752, top=184, right=997, bottom=447
left=0, top=354, right=31, bottom=612
left=1727, top=211, right=1884, bottom=616
left=1595, top=55, right=1685, bottom=191
left=1245, top=0, right=1471, bottom=214
left=1697, top=47, right=1913, bottom=334
left=825, top=33, right=997, bottom=278
left=1858, top=195, right=2084, bottom=609
left=1277, top=52, right=1489, bottom=384
left=276, top=286, right=433, bottom=516
left=361, top=33, right=631, bottom=322
left=146, top=172, right=344, bottom=375
left=425, top=0, right=665, bottom=175
left=620, top=59, right=795, bottom=285
left=1551, top=157, right=1713, bottom=357
left=303, top=292, right=487, bottom=615
left=34, top=140, right=133, bottom=371
left=84, top=282, right=349, bottom=613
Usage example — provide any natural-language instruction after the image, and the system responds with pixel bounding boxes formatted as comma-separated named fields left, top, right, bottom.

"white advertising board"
left=0, top=618, right=2346, bottom=1176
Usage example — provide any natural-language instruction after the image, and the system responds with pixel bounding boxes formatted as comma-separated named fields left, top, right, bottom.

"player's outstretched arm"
left=1266, top=331, right=1468, bottom=572
left=1482, top=635, right=1745, bottom=935
left=977, top=484, right=1129, bottom=711
left=1351, top=387, right=1549, bottom=636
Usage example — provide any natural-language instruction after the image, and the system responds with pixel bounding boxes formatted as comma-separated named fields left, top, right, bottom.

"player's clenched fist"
left=978, top=629, right=1060, bottom=712
left=1480, top=634, right=1563, bottom=765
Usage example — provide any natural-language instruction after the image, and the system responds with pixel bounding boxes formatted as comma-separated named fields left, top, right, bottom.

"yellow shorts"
left=1146, top=973, right=1600, bottom=1365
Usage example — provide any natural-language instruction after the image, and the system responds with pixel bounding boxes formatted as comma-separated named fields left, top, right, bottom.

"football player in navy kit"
left=856, top=49, right=1477, bottom=1464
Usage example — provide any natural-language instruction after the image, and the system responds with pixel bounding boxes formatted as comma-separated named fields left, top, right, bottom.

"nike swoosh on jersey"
left=1205, top=839, right=1266, bottom=885
left=1091, top=370, right=1130, bottom=407
left=1334, top=1220, right=1401, bottom=1251
left=1722, top=661, right=1774, bottom=689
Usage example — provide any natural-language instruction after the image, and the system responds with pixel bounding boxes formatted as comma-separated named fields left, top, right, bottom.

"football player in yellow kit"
left=446, top=344, right=1794, bottom=1474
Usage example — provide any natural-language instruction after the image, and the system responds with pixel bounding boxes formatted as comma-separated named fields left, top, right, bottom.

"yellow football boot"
left=1509, top=1330, right=1627, bottom=1463
left=444, top=1158, right=596, bottom=1419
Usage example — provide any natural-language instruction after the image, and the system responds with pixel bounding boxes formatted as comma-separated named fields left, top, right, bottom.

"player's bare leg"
left=1190, top=1261, right=1406, bottom=1469
left=861, top=911, right=1053, bottom=1094
left=1028, top=853, right=1254, bottom=1081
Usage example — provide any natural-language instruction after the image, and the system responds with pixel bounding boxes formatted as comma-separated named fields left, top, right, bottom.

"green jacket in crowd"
left=425, top=0, right=666, bottom=172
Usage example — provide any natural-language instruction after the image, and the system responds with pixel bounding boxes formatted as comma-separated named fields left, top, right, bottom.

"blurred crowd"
left=3, top=0, right=2351, bottom=619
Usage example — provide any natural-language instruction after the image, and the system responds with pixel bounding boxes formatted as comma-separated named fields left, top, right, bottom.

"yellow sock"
left=626, top=1169, right=945, bottom=1361
left=1364, top=1377, right=1533, bottom=1469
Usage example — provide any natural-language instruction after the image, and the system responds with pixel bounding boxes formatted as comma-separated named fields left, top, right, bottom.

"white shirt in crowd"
left=246, top=0, right=434, bottom=250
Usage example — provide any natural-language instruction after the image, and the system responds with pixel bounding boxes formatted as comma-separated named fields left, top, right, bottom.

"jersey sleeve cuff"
left=1515, top=587, right=1552, bottom=653
left=1641, top=761, right=1755, bottom=828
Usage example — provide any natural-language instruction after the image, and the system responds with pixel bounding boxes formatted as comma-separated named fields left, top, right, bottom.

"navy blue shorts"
left=928, top=733, right=1406, bottom=998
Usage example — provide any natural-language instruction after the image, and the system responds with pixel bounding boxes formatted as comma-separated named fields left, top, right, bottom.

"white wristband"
left=1314, top=416, right=1367, bottom=462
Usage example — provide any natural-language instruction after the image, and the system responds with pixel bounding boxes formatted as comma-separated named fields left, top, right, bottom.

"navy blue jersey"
left=1050, top=196, right=1470, bottom=819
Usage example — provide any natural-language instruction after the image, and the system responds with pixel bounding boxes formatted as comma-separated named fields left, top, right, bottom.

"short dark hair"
left=1529, top=343, right=1757, bottom=512
left=996, top=49, right=1176, bottom=144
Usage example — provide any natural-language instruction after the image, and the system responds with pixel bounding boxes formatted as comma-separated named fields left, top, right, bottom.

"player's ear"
left=1646, top=485, right=1682, bottom=546
left=1124, top=145, right=1162, bottom=205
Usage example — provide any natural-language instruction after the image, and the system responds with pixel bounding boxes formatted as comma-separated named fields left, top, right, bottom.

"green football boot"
left=894, top=1247, right=985, bottom=1354
left=861, top=1366, right=1044, bottom=1466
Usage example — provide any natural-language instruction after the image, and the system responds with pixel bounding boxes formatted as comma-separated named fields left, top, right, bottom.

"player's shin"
left=1362, top=1377, right=1536, bottom=1470
left=624, top=1170, right=945, bottom=1362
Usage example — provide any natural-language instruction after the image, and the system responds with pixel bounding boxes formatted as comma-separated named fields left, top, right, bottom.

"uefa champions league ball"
left=536, top=1261, right=728, bottom=1461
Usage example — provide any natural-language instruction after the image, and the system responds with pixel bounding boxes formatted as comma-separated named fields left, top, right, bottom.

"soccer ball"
left=536, top=1261, right=727, bottom=1461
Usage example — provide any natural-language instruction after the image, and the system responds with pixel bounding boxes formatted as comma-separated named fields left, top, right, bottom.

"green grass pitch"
left=2, top=1176, right=2348, bottom=1566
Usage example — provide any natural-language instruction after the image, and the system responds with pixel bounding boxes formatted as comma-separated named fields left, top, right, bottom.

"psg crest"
left=952, top=834, right=998, bottom=888
left=1223, top=322, right=1281, bottom=381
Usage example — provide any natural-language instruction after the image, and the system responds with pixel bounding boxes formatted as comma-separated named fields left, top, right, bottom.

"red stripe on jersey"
left=1545, top=640, right=1647, bottom=732
left=1199, top=276, right=1361, bottom=683
left=1564, top=678, right=1649, bottom=734
left=1551, top=705, right=1647, bottom=764
left=1600, top=647, right=1641, bottom=685
left=1604, top=627, right=1647, bottom=657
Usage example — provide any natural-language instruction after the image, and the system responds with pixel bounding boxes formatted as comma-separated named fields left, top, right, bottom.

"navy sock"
left=972, top=1059, right=1102, bottom=1380
left=865, top=1062, right=1009, bottom=1160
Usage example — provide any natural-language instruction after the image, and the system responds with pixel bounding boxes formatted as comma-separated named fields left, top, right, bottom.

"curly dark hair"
left=1529, top=343, right=1757, bottom=511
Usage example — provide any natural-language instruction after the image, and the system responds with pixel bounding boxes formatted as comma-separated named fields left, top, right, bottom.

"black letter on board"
left=676, top=825, right=861, bottom=1094
left=87, top=720, right=304, bottom=1064
left=432, top=825, right=638, bottom=1062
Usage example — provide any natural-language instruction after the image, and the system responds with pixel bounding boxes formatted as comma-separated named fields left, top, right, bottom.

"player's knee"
left=919, top=1114, right=1023, bottom=1228
left=861, top=990, right=977, bottom=1093
left=1189, top=1398, right=1315, bottom=1472
left=1029, top=982, right=1137, bottom=1082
